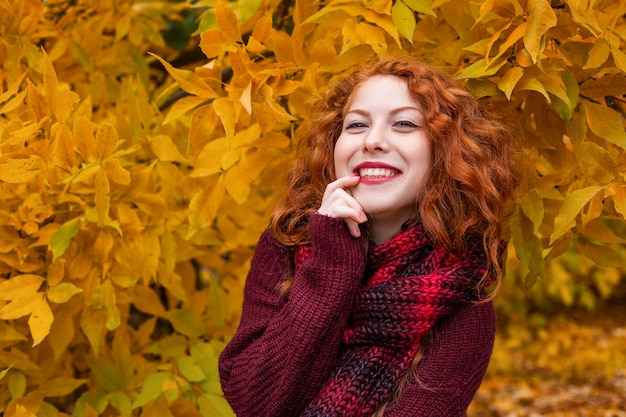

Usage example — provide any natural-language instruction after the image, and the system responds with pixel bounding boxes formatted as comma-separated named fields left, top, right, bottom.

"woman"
left=219, top=58, right=518, bottom=416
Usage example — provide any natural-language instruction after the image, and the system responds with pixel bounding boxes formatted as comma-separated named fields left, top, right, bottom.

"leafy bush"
left=1, top=0, right=625, bottom=415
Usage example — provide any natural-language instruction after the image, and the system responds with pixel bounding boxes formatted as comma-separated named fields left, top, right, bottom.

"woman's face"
left=333, top=75, right=432, bottom=228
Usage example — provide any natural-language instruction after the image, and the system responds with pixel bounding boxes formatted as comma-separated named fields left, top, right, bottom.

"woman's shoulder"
left=428, top=300, right=496, bottom=351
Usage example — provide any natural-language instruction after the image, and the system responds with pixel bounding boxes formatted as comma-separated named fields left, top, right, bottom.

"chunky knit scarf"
left=295, top=225, right=488, bottom=417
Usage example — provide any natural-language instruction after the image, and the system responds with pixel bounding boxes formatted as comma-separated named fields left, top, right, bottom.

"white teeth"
left=359, top=168, right=397, bottom=178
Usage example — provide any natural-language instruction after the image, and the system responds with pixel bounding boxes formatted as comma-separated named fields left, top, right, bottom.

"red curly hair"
left=270, top=58, right=519, bottom=295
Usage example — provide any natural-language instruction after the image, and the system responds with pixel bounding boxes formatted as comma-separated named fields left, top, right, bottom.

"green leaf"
left=551, top=186, right=604, bottom=244
left=109, top=392, right=132, bottom=417
left=51, top=217, right=80, bottom=262
left=88, top=356, right=122, bottom=392
left=132, top=372, right=177, bottom=408
left=520, top=190, right=544, bottom=233
left=165, top=309, right=205, bottom=338
left=177, top=356, right=206, bottom=382
left=583, top=101, right=626, bottom=149
left=198, top=393, right=236, bottom=417
left=9, top=370, right=26, bottom=398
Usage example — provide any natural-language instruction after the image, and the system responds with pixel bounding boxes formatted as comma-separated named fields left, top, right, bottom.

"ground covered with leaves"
left=469, top=295, right=626, bottom=416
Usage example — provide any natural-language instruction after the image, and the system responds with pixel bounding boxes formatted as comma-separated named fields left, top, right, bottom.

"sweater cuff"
left=307, top=212, right=366, bottom=271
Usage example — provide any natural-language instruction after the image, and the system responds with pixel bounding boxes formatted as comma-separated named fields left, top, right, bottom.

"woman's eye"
left=345, top=121, right=368, bottom=130
left=395, top=120, right=419, bottom=128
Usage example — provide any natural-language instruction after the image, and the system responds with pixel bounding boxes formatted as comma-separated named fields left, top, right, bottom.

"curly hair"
left=270, top=58, right=519, bottom=296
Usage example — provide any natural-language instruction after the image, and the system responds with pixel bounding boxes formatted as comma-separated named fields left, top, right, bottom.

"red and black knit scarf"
left=296, top=225, right=488, bottom=416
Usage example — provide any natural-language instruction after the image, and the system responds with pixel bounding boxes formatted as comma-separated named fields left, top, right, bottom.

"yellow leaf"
left=583, top=38, right=610, bottom=69
left=238, top=82, right=252, bottom=115
left=0, top=156, right=44, bottom=184
left=270, top=30, right=296, bottom=64
left=51, top=122, right=77, bottom=173
left=392, top=1, right=416, bottom=42
left=81, top=306, right=107, bottom=356
left=261, top=85, right=296, bottom=122
left=224, top=163, right=253, bottom=204
left=362, top=22, right=387, bottom=54
left=216, top=0, right=241, bottom=42
left=131, top=286, right=167, bottom=318
left=101, top=279, right=120, bottom=330
left=41, top=48, right=57, bottom=111
left=26, top=80, right=48, bottom=120
left=474, top=0, right=494, bottom=26
left=539, top=72, right=572, bottom=109
left=609, top=182, right=626, bottom=218
left=103, top=159, right=131, bottom=185
left=402, top=0, right=436, bottom=16
left=73, top=116, right=95, bottom=162
left=221, top=149, right=242, bottom=170
left=200, top=29, right=228, bottom=58
left=213, top=97, right=237, bottom=142
left=0, top=275, right=44, bottom=301
left=94, top=230, right=114, bottom=265
left=0, top=90, right=27, bottom=114
left=46, top=282, right=83, bottom=304
left=233, top=123, right=261, bottom=150
left=95, top=168, right=110, bottom=228
left=188, top=176, right=226, bottom=237
left=10, top=405, right=37, bottom=417
left=246, top=35, right=265, bottom=54
left=150, top=53, right=219, bottom=98
left=162, top=95, right=209, bottom=125
left=611, top=46, right=626, bottom=73
left=0, top=72, right=26, bottom=106
left=523, top=0, right=556, bottom=63
left=551, top=185, right=604, bottom=244
left=95, top=122, right=118, bottom=160
left=149, top=134, right=189, bottom=163
left=37, top=377, right=87, bottom=397
left=583, top=101, right=626, bottom=149
left=576, top=240, right=626, bottom=269
left=517, top=77, right=551, bottom=102
left=341, top=19, right=367, bottom=54
left=581, top=190, right=603, bottom=227
left=498, top=66, right=524, bottom=100
left=492, top=22, right=525, bottom=64
left=28, top=294, right=53, bottom=346
left=456, top=56, right=507, bottom=79
left=252, top=11, right=272, bottom=43
left=0, top=322, right=27, bottom=342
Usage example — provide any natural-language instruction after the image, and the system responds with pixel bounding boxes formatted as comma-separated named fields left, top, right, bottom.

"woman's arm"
left=383, top=301, right=496, bottom=417
left=219, top=214, right=366, bottom=417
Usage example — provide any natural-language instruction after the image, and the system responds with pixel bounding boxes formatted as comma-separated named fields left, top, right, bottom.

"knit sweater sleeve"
left=218, top=214, right=366, bottom=417
left=383, top=301, right=496, bottom=417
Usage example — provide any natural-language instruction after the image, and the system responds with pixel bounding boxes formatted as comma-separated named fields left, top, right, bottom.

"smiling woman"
left=331, top=75, right=432, bottom=244
left=218, top=58, right=519, bottom=417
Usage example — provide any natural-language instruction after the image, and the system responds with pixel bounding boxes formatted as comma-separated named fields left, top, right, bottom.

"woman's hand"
left=318, top=176, right=368, bottom=238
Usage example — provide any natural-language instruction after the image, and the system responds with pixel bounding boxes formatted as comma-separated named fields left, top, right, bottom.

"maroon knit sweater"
left=219, top=214, right=496, bottom=416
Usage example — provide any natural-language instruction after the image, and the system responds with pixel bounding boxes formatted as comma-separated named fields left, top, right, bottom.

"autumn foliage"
left=0, top=0, right=625, bottom=415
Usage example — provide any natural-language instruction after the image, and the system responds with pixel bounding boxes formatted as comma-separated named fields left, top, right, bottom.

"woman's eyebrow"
left=345, top=106, right=422, bottom=117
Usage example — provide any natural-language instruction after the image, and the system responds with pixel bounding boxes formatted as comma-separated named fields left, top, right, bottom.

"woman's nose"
left=362, top=124, right=388, bottom=152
